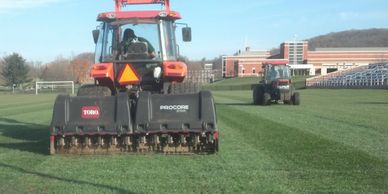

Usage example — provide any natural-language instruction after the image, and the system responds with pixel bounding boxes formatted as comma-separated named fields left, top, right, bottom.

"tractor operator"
left=119, top=28, right=156, bottom=59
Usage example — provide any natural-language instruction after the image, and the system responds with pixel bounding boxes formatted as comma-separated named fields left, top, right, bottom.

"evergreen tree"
left=1, top=53, right=29, bottom=87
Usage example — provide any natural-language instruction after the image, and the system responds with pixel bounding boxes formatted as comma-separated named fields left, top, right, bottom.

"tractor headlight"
left=159, top=12, right=168, bottom=17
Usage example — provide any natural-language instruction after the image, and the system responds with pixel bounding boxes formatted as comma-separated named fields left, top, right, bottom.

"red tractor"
left=252, top=62, right=300, bottom=105
left=49, top=0, right=218, bottom=154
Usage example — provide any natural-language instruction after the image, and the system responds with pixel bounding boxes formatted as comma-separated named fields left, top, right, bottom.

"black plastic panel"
left=50, top=93, right=132, bottom=135
left=134, top=91, right=217, bottom=133
left=50, top=91, right=218, bottom=136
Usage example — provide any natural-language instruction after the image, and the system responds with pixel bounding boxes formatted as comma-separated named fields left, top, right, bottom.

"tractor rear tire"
left=262, top=92, right=271, bottom=105
left=292, top=92, right=300, bottom=105
left=212, top=140, right=219, bottom=153
left=253, top=85, right=263, bottom=105
left=77, top=84, right=112, bottom=97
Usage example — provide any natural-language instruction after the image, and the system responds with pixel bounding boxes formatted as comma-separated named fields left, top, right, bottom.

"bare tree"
left=26, top=61, right=44, bottom=81
left=0, top=58, right=4, bottom=85
left=70, top=52, right=94, bottom=84
left=41, top=56, right=72, bottom=81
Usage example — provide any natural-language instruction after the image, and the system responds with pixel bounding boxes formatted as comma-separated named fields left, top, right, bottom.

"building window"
left=252, top=68, right=256, bottom=74
left=287, top=41, right=305, bottom=65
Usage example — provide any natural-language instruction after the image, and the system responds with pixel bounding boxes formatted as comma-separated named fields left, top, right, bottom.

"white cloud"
left=0, top=0, right=62, bottom=12
left=339, top=11, right=388, bottom=21
left=339, top=12, right=362, bottom=21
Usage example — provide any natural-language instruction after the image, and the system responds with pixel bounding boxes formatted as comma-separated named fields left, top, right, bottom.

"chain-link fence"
left=185, top=70, right=222, bottom=84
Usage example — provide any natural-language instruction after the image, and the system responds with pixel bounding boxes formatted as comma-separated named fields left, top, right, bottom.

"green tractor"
left=252, top=63, right=300, bottom=105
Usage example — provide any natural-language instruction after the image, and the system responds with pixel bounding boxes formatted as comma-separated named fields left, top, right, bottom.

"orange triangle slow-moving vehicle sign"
left=118, top=64, right=140, bottom=85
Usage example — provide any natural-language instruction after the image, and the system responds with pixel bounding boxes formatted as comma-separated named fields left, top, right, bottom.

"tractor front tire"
left=291, top=92, right=300, bottom=105
left=77, top=84, right=112, bottom=97
left=253, top=85, right=263, bottom=105
left=262, top=92, right=271, bottom=105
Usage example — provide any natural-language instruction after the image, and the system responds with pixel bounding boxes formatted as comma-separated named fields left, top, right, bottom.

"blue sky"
left=0, top=0, right=388, bottom=63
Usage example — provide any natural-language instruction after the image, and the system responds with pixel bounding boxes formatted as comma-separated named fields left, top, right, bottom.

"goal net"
left=35, top=81, right=75, bottom=95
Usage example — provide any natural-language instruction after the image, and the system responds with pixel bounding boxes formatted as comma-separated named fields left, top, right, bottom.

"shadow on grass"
left=0, top=118, right=49, bottom=155
left=0, top=162, right=134, bottom=194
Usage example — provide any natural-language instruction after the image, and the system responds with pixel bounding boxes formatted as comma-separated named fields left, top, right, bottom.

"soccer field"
left=0, top=89, right=387, bottom=193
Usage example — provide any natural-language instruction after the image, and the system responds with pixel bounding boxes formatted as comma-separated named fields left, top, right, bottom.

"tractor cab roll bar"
left=114, top=0, right=170, bottom=12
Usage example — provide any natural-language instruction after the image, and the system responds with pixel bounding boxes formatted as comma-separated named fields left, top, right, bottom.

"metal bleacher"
left=306, top=62, right=388, bottom=88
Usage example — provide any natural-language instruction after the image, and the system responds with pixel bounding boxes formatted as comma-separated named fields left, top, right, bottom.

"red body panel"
left=98, top=10, right=181, bottom=21
left=277, top=79, right=290, bottom=85
left=163, top=61, right=187, bottom=82
left=273, top=79, right=292, bottom=92
left=90, top=63, right=115, bottom=82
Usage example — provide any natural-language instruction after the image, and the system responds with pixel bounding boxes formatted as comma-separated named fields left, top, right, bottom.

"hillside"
left=307, top=28, right=388, bottom=50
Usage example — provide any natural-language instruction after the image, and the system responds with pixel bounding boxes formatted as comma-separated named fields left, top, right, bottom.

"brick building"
left=222, top=41, right=388, bottom=78
left=222, top=47, right=287, bottom=77
left=307, top=47, right=388, bottom=75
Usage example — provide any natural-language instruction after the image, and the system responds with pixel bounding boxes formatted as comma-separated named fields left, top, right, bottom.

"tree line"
left=0, top=52, right=94, bottom=89
left=0, top=52, right=224, bottom=89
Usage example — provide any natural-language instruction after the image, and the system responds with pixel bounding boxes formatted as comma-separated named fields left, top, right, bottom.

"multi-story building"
left=279, top=41, right=314, bottom=76
left=222, top=41, right=388, bottom=78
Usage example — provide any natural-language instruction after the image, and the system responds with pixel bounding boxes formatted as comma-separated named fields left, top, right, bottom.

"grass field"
left=0, top=89, right=388, bottom=193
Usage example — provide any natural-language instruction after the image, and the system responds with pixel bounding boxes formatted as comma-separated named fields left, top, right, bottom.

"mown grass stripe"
left=217, top=119, right=295, bottom=193
left=0, top=105, right=53, bottom=119
left=217, top=103, right=388, bottom=192
left=214, top=90, right=388, bottom=160
left=0, top=100, right=52, bottom=110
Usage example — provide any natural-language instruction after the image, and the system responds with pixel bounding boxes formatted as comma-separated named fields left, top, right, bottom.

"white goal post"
left=35, top=81, right=75, bottom=95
